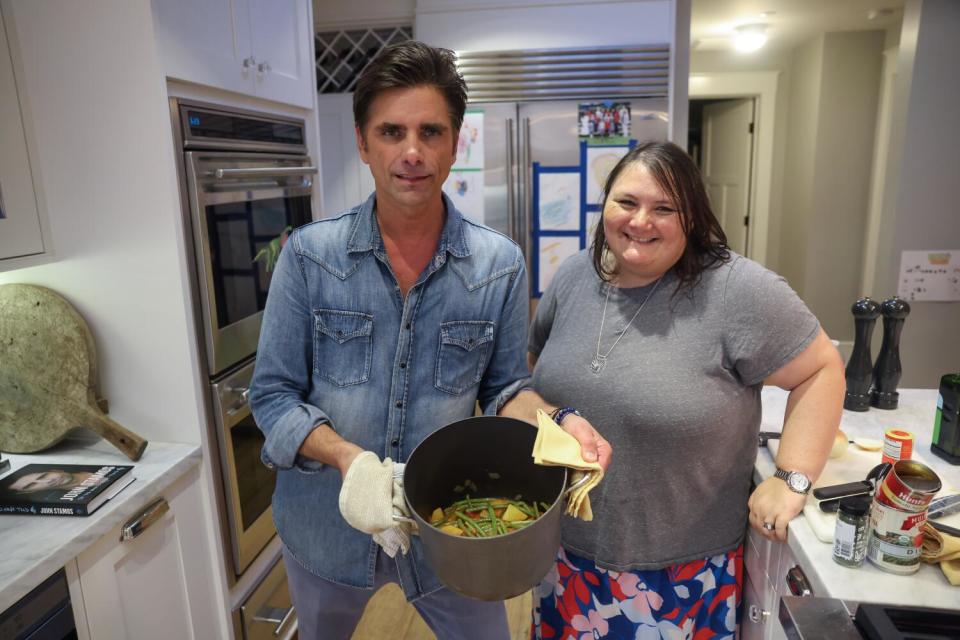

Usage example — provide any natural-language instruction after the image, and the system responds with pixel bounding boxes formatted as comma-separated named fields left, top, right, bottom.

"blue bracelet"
left=550, top=406, right=581, bottom=424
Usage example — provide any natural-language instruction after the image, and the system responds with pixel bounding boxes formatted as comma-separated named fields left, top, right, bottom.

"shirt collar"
left=346, top=192, right=471, bottom=259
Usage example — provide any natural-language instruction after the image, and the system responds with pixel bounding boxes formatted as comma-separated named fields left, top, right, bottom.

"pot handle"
left=392, top=514, right=417, bottom=525
left=563, top=473, right=592, bottom=498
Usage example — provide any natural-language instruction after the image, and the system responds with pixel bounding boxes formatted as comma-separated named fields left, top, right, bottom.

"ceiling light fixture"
left=732, top=23, right=768, bottom=53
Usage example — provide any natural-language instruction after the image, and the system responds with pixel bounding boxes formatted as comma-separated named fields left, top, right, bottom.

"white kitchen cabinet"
left=153, top=0, right=314, bottom=109
left=743, top=526, right=813, bottom=640
left=0, top=5, right=46, bottom=266
left=69, top=466, right=222, bottom=640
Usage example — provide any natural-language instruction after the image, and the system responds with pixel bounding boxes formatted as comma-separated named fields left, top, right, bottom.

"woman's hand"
left=747, top=477, right=807, bottom=542
left=557, top=413, right=613, bottom=472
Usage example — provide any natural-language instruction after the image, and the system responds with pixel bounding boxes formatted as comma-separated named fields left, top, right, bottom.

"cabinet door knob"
left=120, top=497, right=169, bottom=541
left=747, top=605, right=770, bottom=624
left=242, top=56, right=257, bottom=71
left=257, top=61, right=271, bottom=75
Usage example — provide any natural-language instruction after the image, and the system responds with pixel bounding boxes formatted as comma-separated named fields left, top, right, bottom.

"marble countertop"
left=0, top=437, right=201, bottom=613
left=755, top=387, right=960, bottom=609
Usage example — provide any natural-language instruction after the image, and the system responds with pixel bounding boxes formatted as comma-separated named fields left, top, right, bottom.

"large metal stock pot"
left=401, top=416, right=573, bottom=601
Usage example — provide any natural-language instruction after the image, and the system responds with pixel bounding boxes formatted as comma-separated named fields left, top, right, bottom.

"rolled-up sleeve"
left=250, top=234, right=330, bottom=471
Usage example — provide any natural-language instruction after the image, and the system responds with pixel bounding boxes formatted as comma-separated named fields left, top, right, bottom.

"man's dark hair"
left=590, top=141, right=730, bottom=293
left=353, top=41, right=468, bottom=135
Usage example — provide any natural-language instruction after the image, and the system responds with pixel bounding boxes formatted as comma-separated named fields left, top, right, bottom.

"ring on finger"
left=763, top=522, right=775, bottom=532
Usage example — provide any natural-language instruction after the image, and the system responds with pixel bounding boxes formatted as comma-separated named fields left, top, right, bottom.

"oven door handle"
left=226, top=385, right=251, bottom=417
left=209, top=166, right=318, bottom=179
left=253, top=603, right=296, bottom=637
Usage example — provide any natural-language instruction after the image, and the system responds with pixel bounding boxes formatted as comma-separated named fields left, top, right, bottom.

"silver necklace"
left=590, top=277, right=663, bottom=374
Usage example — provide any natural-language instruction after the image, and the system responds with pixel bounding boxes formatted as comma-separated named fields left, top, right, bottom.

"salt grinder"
left=844, top=297, right=880, bottom=411
left=871, top=296, right=910, bottom=410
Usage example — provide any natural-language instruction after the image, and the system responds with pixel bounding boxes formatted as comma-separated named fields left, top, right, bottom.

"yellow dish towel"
left=921, top=522, right=960, bottom=586
left=533, top=409, right=603, bottom=521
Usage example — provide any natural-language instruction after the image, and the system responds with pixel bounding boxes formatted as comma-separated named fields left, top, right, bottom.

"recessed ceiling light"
left=733, top=23, right=768, bottom=53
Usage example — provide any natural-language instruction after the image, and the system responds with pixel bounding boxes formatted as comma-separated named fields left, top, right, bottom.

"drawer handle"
left=747, top=604, right=770, bottom=624
left=120, top=498, right=169, bottom=542
left=253, top=604, right=295, bottom=636
left=786, top=565, right=813, bottom=597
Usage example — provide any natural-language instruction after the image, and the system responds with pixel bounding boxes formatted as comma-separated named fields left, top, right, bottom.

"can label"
left=867, top=500, right=926, bottom=574
left=881, top=428, right=914, bottom=465
left=874, top=459, right=942, bottom=513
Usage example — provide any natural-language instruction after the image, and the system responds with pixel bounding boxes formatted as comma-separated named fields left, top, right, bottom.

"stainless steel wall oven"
left=171, top=99, right=312, bottom=638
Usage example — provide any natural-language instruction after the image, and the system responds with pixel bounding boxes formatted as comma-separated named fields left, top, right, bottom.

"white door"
left=316, top=92, right=374, bottom=217
left=152, top=0, right=253, bottom=96
left=701, top=99, right=755, bottom=256
left=249, top=0, right=313, bottom=108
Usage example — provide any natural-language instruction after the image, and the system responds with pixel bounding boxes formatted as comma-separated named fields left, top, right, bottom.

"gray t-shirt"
left=529, top=251, right=819, bottom=570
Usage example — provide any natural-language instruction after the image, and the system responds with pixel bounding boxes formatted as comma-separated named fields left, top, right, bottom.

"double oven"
left=171, top=99, right=315, bottom=639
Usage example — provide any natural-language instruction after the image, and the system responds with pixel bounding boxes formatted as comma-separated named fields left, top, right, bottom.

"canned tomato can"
left=881, top=428, right=914, bottom=465
left=866, top=500, right=926, bottom=574
left=874, top=459, right=941, bottom=513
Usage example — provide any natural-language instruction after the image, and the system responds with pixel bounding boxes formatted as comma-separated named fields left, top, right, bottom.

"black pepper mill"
left=844, top=297, right=881, bottom=411
left=870, top=296, right=910, bottom=410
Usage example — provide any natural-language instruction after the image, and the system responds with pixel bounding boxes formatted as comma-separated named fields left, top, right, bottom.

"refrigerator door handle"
left=506, top=118, right=517, bottom=243
left=520, top=117, right=533, bottom=264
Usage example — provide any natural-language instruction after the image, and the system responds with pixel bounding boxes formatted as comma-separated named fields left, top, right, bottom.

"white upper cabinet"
left=248, top=0, right=313, bottom=108
left=0, top=5, right=46, bottom=266
left=153, top=0, right=314, bottom=108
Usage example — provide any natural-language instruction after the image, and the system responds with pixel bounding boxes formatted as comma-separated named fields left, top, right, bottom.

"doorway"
left=688, top=98, right=756, bottom=257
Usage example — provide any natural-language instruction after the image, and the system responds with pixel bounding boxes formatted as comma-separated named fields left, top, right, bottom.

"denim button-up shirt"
left=250, top=193, right=530, bottom=600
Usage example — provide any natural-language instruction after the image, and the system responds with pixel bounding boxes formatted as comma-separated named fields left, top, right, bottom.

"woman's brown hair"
left=590, top=141, right=730, bottom=292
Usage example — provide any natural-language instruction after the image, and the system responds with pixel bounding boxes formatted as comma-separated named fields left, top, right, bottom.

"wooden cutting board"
left=0, top=284, right=147, bottom=460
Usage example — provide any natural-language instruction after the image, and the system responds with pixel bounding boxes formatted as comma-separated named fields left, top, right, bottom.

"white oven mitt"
left=338, top=451, right=411, bottom=557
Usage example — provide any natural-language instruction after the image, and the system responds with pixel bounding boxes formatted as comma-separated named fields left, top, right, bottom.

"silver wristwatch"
left=774, top=468, right=812, bottom=494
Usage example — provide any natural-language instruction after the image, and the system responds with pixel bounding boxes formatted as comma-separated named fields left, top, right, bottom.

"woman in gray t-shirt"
left=520, top=141, right=844, bottom=638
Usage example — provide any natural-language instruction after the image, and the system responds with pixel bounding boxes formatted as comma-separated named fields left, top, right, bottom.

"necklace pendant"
left=590, top=356, right=606, bottom=373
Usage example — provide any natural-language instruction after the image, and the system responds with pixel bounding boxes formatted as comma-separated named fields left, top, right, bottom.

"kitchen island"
left=0, top=437, right=202, bottom=615
left=754, top=387, right=959, bottom=611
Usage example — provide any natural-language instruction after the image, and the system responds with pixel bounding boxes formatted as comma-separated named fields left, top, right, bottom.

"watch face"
left=788, top=473, right=810, bottom=492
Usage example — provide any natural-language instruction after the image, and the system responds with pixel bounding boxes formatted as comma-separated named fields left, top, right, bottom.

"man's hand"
left=555, top=413, right=613, bottom=472
left=747, top=476, right=807, bottom=542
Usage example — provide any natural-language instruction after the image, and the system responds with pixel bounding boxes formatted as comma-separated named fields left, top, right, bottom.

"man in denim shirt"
left=251, top=42, right=610, bottom=640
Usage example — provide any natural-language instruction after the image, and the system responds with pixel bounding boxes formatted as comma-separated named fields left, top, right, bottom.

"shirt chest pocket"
left=314, top=309, right=374, bottom=386
left=435, top=320, right=495, bottom=395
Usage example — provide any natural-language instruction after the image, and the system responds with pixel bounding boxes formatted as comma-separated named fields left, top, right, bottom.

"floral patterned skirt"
left=532, top=546, right=742, bottom=639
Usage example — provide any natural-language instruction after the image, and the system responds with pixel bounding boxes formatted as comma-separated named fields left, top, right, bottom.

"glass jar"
left=832, top=495, right=871, bottom=567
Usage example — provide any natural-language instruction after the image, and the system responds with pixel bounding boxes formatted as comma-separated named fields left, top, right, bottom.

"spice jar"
left=833, top=495, right=871, bottom=567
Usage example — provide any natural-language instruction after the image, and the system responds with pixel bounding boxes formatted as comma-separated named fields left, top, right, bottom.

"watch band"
left=550, top=406, right=581, bottom=424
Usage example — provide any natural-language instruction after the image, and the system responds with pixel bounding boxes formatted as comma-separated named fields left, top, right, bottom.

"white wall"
left=0, top=0, right=207, bottom=447
left=873, top=0, right=960, bottom=387
left=804, top=31, right=884, bottom=339
left=778, top=38, right=821, bottom=296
